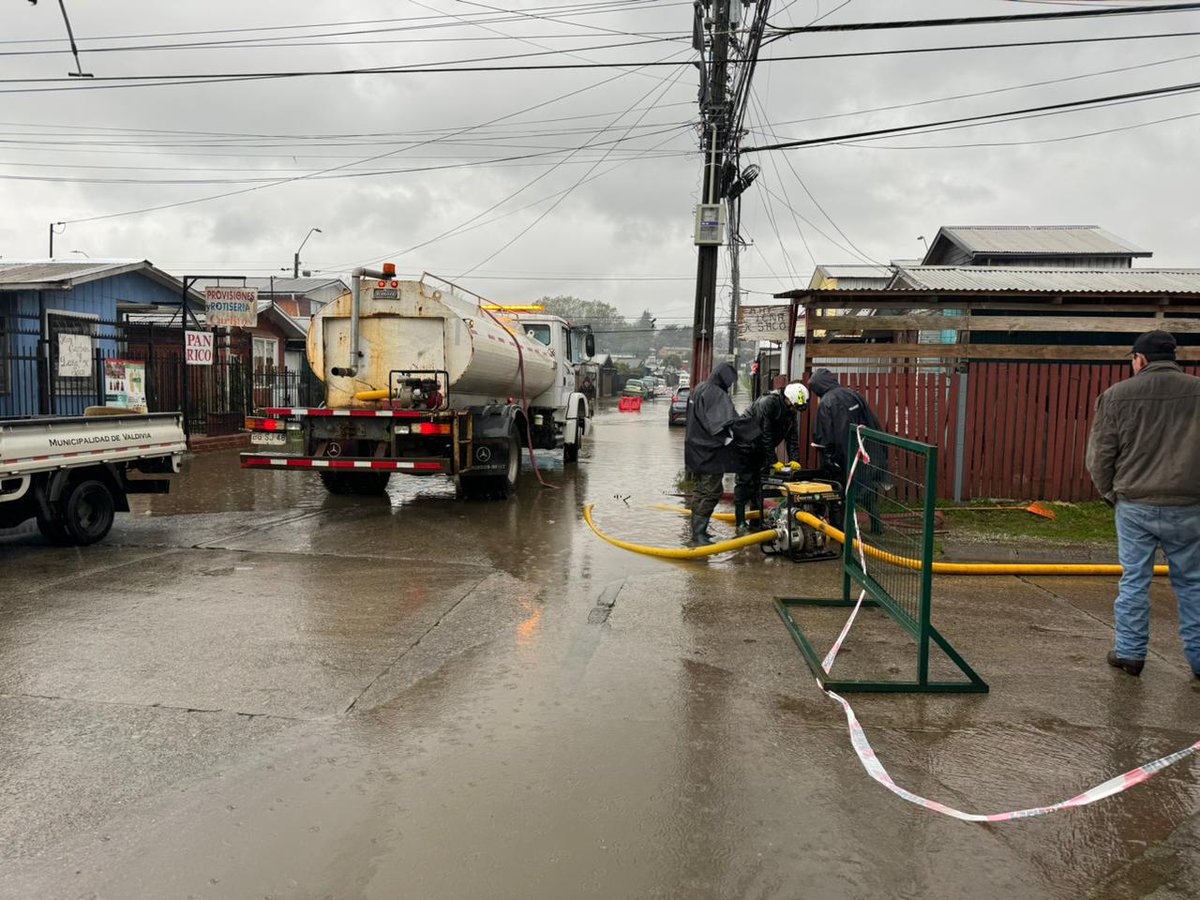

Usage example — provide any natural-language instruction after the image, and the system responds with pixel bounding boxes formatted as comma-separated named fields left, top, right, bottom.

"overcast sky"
left=2, top=0, right=1198, bottom=325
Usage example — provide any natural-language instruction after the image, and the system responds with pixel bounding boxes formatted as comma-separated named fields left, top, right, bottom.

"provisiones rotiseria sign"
left=204, top=287, right=259, bottom=327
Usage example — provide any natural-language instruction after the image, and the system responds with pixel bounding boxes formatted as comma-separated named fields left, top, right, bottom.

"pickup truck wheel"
left=62, top=479, right=116, bottom=545
left=36, top=510, right=74, bottom=545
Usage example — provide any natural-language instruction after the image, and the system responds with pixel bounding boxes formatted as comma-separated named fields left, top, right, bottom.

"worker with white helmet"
left=731, top=381, right=810, bottom=535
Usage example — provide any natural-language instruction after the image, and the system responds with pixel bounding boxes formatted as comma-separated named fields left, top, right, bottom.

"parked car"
left=668, top=387, right=690, bottom=426
left=622, top=378, right=647, bottom=398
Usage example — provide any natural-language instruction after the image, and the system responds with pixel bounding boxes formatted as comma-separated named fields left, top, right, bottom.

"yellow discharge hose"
left=642, top=505, right=1168, bottom=576
left=583, top=505, right=777, bottom=559
left=354, top=390, right=390, bottom=401
left=792, top=511, right=1169, bottom=577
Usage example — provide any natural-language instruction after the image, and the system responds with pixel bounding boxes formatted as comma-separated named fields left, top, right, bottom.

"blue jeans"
left=1114, top=502, right=1200, bottom=673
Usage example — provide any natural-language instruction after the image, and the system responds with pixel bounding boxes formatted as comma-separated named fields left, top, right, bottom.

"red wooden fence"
left=792, top=363, right=1200, bottom=502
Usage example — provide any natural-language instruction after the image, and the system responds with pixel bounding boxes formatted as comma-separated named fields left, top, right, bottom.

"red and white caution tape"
left=819, top=425, right=1198, bottom=822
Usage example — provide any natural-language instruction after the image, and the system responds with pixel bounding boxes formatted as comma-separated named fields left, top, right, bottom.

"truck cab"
left=513, top=314, right=595, bottom=456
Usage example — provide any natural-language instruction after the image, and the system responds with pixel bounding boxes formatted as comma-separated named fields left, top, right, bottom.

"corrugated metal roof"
left=892, top=267, right=1200, bottom=294
left=816, top=265, right=894, bottom=279
left=0, top=259, right=206, bottom=304
left=935, top=225, right=1150, bottom=258
left=0, top=259, right=145, bottom=288
left=194, top=276, right=345, bottom=294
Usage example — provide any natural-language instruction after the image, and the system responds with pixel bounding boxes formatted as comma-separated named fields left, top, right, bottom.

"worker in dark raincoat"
left=809, top=368, right=882, bottom=480
left=732, top=382, right=809, bottom=535
left=684, top=362, right=740, bottom=545
left=809, top=368, right=887, bottom=534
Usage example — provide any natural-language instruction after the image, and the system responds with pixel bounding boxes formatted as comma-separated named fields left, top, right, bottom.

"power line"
left=0, top=130, right=692, bottom=185
left=457, top=50, right=692, bottom=276
left=0, top=101, right=695, bottom=140
left=758, top=49, right=1200, bottom=132
left=4, top=29, right=1200, bottom=95
left=742, top=78, right=1200, bottom=153
left=749, top=90, right=879, bottom=264
left=832, top=106, right=1200, bottom=151
left=0, top=31, right=693, bottom=58
left=326, top=67, right=695, bottom=269
left=60, top=46, right=695, bottom=224
left=3, top=0, right=681, bottom=46
left=767, top=1, right=1200, bottom=35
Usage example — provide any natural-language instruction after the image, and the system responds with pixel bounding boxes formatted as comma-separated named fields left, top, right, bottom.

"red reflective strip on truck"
left=262, top=407, right=448, bottom=419
left=241, top=455, right=445, bottom=472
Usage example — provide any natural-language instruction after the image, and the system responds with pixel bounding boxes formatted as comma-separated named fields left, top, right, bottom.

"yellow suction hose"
left=582, top=505, right=777, bottom=559
left=635, top=505, right=1169, bottom=576
left=353, top=390, right=390, bottom=401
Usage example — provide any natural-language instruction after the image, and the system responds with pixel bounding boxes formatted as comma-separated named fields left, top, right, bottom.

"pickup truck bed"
left=0, top=412, right=186, bottom=545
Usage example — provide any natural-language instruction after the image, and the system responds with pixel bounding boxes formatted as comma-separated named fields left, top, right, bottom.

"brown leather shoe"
left=1107, top=651, right=1144, bottom=677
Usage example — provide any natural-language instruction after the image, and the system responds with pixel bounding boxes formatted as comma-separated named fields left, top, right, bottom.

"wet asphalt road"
left=1, top=399, right=1198, bottom=899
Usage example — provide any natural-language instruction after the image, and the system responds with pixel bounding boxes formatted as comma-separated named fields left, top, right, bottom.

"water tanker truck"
left=241, top=267, right=594, bottom=499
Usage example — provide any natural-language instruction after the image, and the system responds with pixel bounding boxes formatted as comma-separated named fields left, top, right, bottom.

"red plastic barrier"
left=618, top=396, right=643, bottom=412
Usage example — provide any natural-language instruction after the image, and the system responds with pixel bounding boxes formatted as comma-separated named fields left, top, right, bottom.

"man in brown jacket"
left=1086, top=330, right=1200, bottom=681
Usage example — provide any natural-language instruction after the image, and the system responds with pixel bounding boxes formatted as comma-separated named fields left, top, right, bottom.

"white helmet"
left=783, top=382, right=809, bottom=408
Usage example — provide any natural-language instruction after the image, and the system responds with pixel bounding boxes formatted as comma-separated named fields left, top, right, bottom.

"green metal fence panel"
left=776, top=426, right=988, bottom=694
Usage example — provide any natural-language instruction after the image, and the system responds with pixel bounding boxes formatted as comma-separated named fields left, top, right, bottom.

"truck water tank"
left=307, top=279, right=557, bottom=409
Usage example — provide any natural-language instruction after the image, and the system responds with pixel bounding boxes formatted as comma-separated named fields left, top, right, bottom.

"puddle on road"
left=124, top=400, right=747, bottom=576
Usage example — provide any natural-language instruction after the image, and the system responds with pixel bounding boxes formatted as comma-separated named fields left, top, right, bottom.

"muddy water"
left=4, top=396, right=1199, bottom=898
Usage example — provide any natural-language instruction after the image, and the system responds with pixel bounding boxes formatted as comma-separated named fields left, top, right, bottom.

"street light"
left=293, top=227, right=322, bottom=278
left=70, top=249, right=89, bottom=258
left=48, top=221, right=65, bottom=257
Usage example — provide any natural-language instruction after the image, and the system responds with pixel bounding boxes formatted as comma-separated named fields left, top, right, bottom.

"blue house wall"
left=1, top=270, right=186, bottom=418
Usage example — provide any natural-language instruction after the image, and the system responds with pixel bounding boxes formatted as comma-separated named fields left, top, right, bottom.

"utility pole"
left=728, top=197, right=740, bottom=358
left=690, top=0, right=732, bottom=384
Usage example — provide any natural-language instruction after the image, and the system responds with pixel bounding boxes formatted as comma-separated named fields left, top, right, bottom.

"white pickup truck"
left=0, top=412, right=187, bottom=545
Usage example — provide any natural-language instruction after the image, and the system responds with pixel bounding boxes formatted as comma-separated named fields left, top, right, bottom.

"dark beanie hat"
left=1132, top=330, right=1176, bottom=361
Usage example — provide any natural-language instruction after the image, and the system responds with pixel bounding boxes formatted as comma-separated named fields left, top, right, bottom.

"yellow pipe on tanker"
left=353, top=389, right=391, bottom=402
left=583, top=505, right=776, bottom=559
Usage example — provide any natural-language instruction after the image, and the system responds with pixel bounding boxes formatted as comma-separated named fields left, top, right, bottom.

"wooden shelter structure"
left=772, top=267, right=1200, bottom=502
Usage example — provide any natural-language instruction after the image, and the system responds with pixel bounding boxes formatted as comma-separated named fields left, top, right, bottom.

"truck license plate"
left=250, top=432, right=287, bottom=445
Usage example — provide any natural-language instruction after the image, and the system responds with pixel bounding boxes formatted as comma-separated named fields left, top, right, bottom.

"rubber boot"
left=734, top=502, right=750, bottom=537
left=691, top=514, right=714, bottom=546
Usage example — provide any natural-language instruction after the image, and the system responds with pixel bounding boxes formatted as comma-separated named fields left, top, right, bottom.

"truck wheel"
left=36, top=510, right=74, bottom=545
left=319, top=471, right=391, bottom=495
left=495, top=429, right=521, bottom=498
left=62, top=479, right=116, bottom=545
left=563, top=421, right=582, bottom=465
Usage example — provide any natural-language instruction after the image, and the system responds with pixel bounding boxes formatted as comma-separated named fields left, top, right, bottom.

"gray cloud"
left=1, top=0, right=1198, bottom=313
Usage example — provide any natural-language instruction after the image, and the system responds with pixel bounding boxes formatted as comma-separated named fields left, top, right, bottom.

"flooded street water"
left=1, top=398, right=1198, bottom=898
